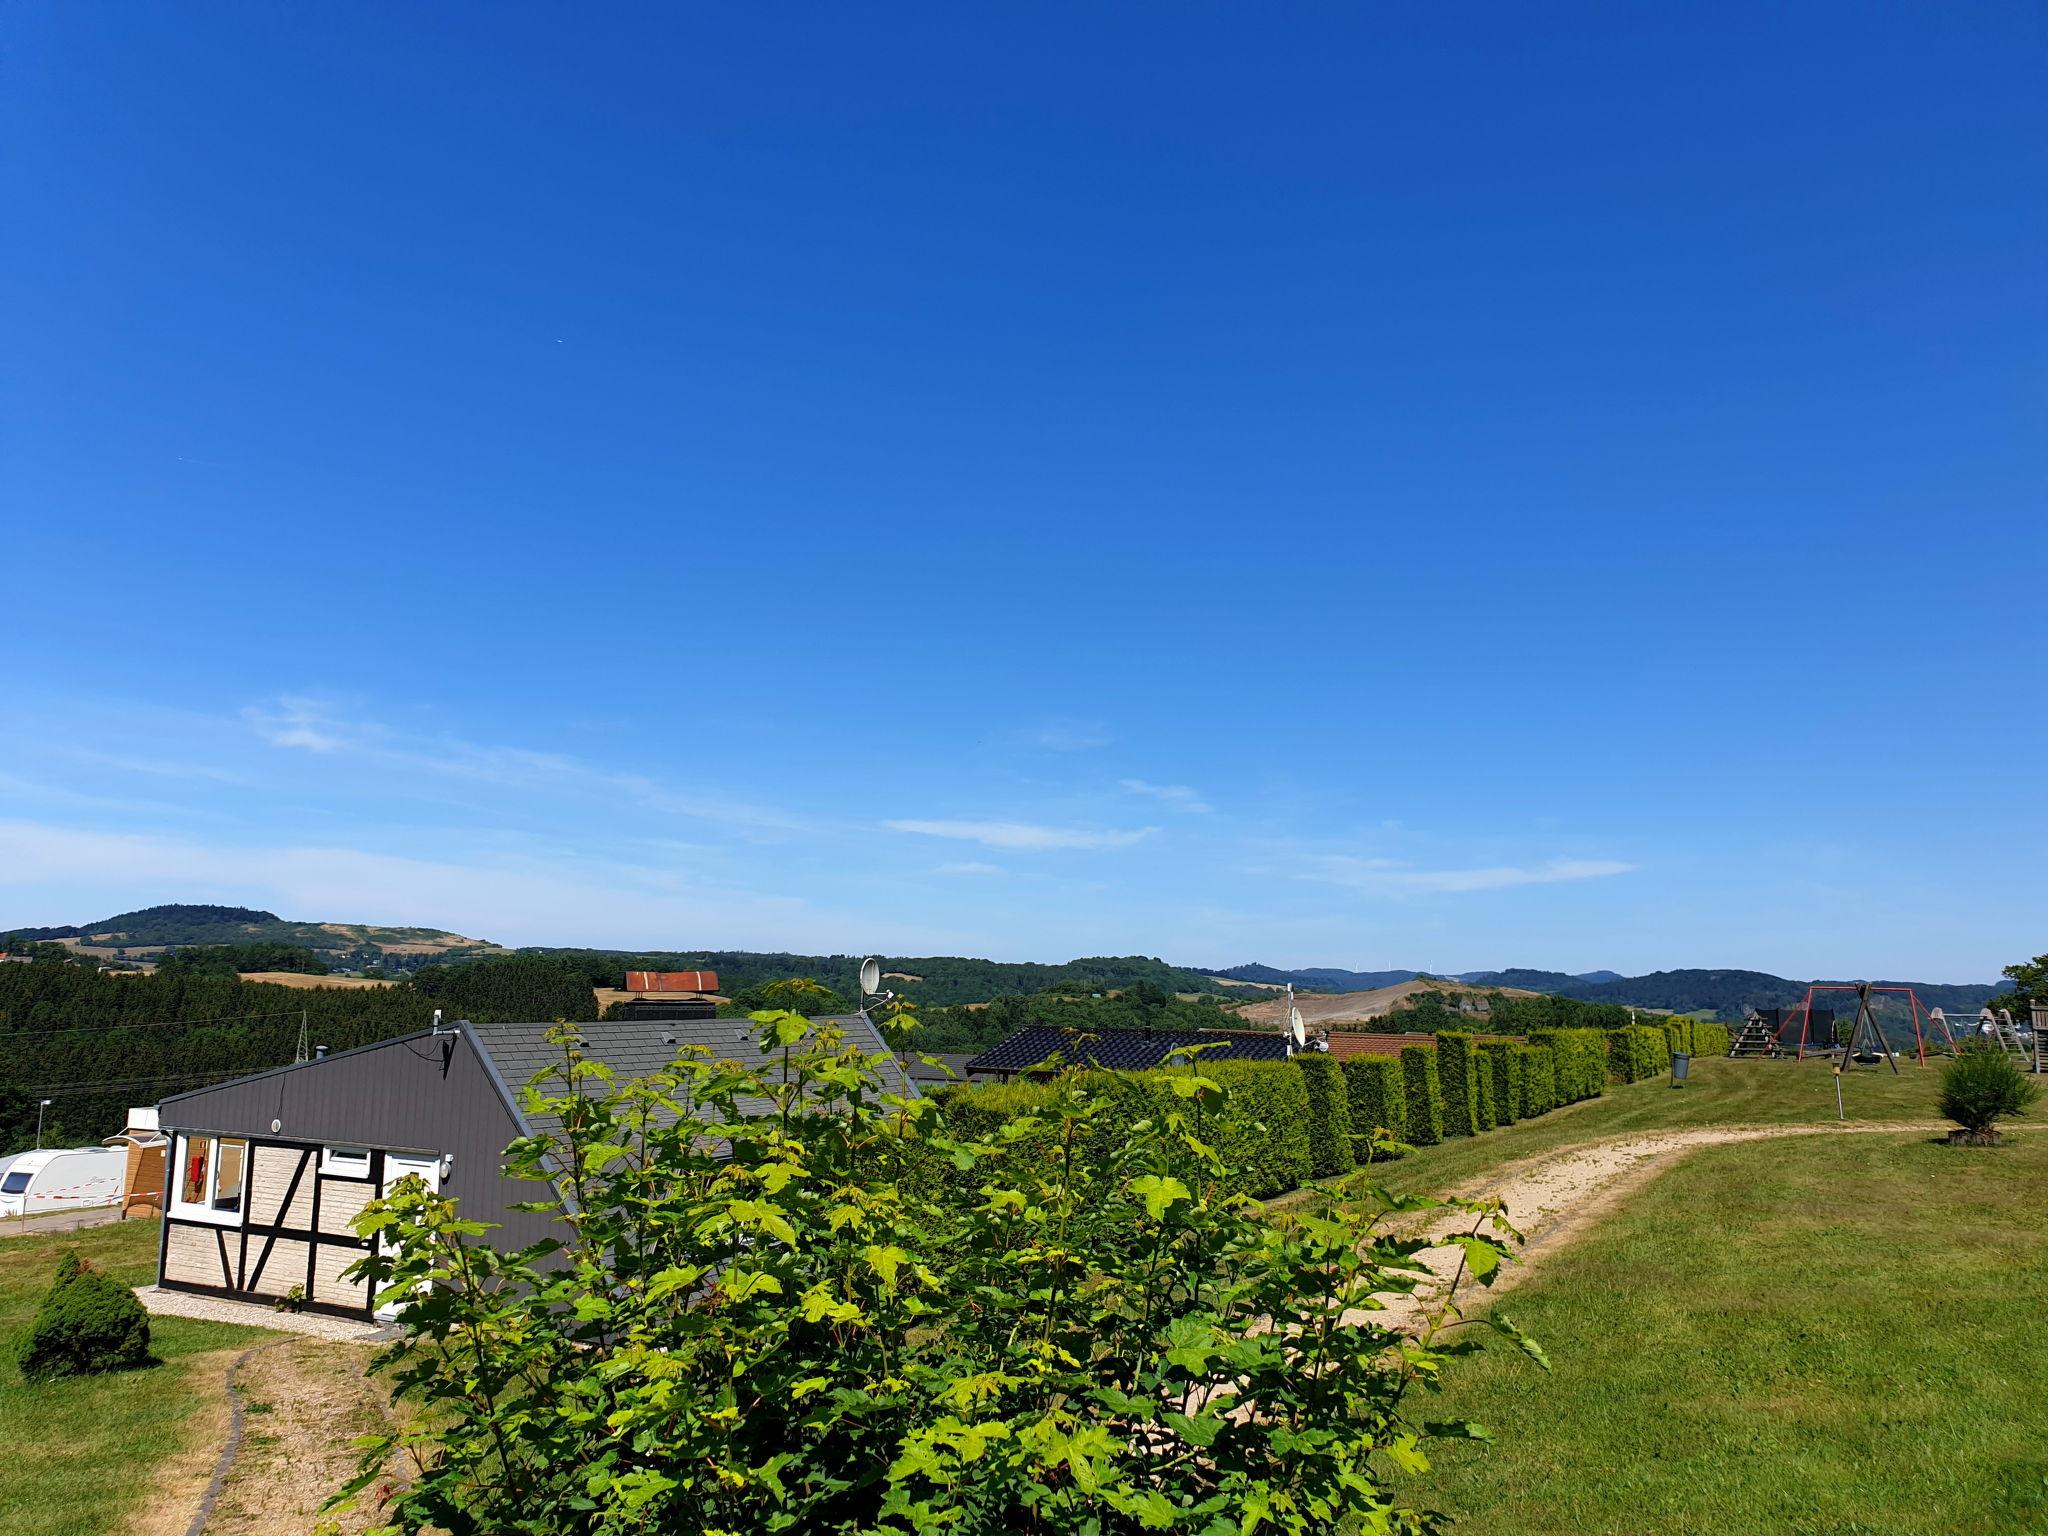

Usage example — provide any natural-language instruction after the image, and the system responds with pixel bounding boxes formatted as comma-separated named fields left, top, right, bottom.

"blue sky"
left=3, top=4, right=2042, bottom=980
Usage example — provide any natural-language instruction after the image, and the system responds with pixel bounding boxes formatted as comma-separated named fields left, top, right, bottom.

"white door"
left=374, top=1153, right=442, bottom=1320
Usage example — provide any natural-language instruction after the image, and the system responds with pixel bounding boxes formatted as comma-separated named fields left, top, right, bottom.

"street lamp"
left=34, top=1098, right=53, bottom=1149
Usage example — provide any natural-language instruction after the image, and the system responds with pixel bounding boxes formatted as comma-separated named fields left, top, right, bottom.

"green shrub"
left=337, top=1013, right=1537, bottom=1535
left=1516, top=1044, right=1557, bottom=1116
left=1293, top=1053, right=1355, bottom=1178
left=1480, top=1040, right=1520, bottom=1125
left=1400, top=1044, right=1445, bottom=1146
left=1692, top=1020, right=1730, bottom=1055
left=1939, top=1045, right=2040, bottom=1138
left=1339, top=1055, right=1405, bottom=1151
left=1473, top=1053, right=1497, bottom=1131
left=1435, top=1033, right=1482, bottom=1138
left=17, top=1252, right=151, bottom=1380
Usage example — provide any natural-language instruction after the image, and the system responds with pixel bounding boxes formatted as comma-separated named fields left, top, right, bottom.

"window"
left=171, top=1135, right=249, bottom=1224
left=0, top=1171, right=29, bottom=1196
left=321, top=1146, right=372, bottom=1178
left=212, top=1139, right=245, bottom=1214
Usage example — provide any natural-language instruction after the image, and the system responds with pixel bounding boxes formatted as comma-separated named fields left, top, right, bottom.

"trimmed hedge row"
left=1605, top=1024, right=1673, bottom=1083
left=1293, top=1054, right=1354, bottom=1178
left=943, top=1011, right=1712, bottom=1206
left=1516, top=1044, right=1557, bottom=1116
left=1340, top=1056, right=1405, bottom=1146
left=941, top=1060, right=1315, bottom=1199
left=1526, top=1028, right=1607, bottom=1103
left=1436, top=1032, right=1483, bottom=1138
left=1480, top=1040, right=1521, bottom=1126
left=1400, top=1045, right=1446, bottom=1146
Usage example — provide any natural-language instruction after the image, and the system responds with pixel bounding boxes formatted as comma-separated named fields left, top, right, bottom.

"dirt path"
left=1355, top=1120, right=1951, bottom=1330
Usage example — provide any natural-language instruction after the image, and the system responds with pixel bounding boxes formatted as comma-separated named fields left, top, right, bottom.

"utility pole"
left=295, top=1008, right=309, bottom=1065
left=34, top=1098, right=52, bottom=1149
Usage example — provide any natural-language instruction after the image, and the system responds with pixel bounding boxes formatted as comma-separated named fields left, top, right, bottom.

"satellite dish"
left=859, top=957, right=881, bottom=998
left=1283, top=983, right=1306, bottom=1048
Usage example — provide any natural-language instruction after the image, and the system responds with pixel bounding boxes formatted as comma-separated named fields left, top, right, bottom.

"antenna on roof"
left=1283, top=984, right=1305, bottom=1055
left=859, top=957, right=881, bottom=999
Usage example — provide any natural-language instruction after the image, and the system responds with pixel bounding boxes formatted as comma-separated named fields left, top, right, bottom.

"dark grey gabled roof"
left=463, top=1012, right=914, bottom=1143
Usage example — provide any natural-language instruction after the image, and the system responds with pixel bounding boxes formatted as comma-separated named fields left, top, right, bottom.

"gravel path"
left=139, top=1284, right=391, bottom=1342
left=1352, top=1119, right=1952, bottom=1330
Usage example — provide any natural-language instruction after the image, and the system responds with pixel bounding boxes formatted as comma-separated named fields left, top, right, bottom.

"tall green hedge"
left=1339, top=1056, right=1405, bottom=1152
left=1691, top=1020, right=1731, bottom=1054
left=1400, top=1044, right=1445, bottom=1146
left=940, top=1060, right=1314, bottom=1199
left=1473, top=1053, right=1497, bottom=1131
left=1605, top=1025, right=1672, bottom=1083
left=1292, top=1054, right=1354, bottom=1178
left=1480, top=1040, right=1520, bottom=1125
left=1515, top=1044, right=1557, bottom=1116
left=1434, top=1032, right=1482, bottom=1138
left=1527, top=1028, right=1607, bottom=1102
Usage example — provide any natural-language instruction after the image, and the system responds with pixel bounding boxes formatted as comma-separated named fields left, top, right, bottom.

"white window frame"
left=170, top=1133, right=250, bottom=1227
left=321, top=1146, right=373, bottom=1178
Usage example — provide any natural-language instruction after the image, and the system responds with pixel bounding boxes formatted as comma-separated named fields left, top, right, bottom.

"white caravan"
left=0, top=1147, right=125, bottom=1219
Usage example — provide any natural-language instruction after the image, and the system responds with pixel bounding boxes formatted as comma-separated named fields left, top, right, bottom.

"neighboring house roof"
left=964, top=1026, right=1292, bottom=1076
left=467, top=1013, right=912, bottom=1140
left=896, top=1051, right=976, bottom=1086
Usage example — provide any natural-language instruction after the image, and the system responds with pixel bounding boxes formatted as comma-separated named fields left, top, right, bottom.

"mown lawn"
left=0, top=1219, right=265, bottom=1536
left=1348, top=1053, right=1950, bottom=1201
left=1406, top=1131, right=2048, bottom=1535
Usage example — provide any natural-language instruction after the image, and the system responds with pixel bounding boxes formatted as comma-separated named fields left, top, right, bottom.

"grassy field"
left=1344, top=1054, right=1951, bottom=1201
left=1405, top=1129, right=2048, bottom=1535
left=0, top=1219, right=264, bottom=1536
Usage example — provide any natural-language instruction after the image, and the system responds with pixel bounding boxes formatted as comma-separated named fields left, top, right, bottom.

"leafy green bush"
left=1435, top=1032, right=1482, bottom=1138
left=1939, top=1045, right=2040, bottom=1138
left=1338, top=1056, right=1405, bottom=1150
left=1515, top=1044, right=1557, bottom=1116
left=335, top=1013, right=1541, bottom=1535
left=1400, top=1044, right=1445, bottom=1146
left=1474, top=1053, right=1498, bottom=1131
left=1480, top=1040, right=1521, bottom=1125
left=17, top=1251, right=151, bottom=1380
left=1292, top=1054, right=1354, bottom=1178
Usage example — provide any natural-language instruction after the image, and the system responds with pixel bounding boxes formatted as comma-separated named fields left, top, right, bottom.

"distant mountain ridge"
left=4, top=903, right=504, bottom=969
left=1221, top=962, right=2000, bottom=1021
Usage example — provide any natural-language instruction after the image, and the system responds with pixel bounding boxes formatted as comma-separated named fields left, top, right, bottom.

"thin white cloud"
left=1120, top=779, right=1212, bottom=815
left=886, top=819, right=1157, bottom=851
left=244, top=696, right=348, bottom=753
left=1302, top=855, right=1635, bottom=894
left=934, top=861, right=1004, bottom=876
left=241, top=695, right=803, bottom=834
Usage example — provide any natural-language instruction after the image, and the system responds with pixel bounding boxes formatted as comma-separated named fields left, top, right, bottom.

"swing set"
left=1786, top=981, right=1959, bottom=1069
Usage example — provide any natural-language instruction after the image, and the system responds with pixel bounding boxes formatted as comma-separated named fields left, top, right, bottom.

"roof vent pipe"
left=314, top=1044, right=330, bottom=1060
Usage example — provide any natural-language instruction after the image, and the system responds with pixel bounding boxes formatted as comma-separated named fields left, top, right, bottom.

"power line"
left=23, top=1068, right=273, bottom=1096
left=0, top=1009, right=341, bottom=1040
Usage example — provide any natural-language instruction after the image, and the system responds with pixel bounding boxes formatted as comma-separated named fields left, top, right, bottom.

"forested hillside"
left=900, top=984, right=1252, bottom=1055
left=0, top=953, right=613, bottom=1151
left=533, top=950, right=1234, bottom=1007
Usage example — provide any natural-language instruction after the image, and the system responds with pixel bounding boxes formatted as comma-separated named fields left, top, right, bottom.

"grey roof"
left=896, top=1051, right=977, bottom=1085
left=464, top=1012, right=914, bottom=1142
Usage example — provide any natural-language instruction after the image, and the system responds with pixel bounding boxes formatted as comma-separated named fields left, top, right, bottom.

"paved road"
left=0, top=1206, right=126, bottom=1237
